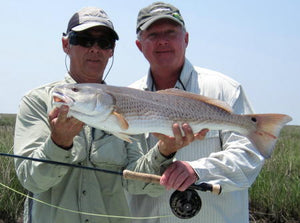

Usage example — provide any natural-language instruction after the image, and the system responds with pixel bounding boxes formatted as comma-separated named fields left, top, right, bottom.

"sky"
left=1, top=0, right=299, bottom=125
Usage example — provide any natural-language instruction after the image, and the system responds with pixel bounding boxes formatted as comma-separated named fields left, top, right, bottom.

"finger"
left=48, top=107, right=60, bottom=122
left=172, top=123, right=183, bottom=147
left=152, top=132, right=169, bottom=141
left=195, top=128, right=209, bottom=140
left=171, top=171, right=190, bottom=191
left=68, top=116, right=83, bottom=125
left=176, top=176, right=195, bottom=191
left=182, top=123, right=194, bottom=143
left=160, top=163, right=177, bottom=186
left=57, top=105, right=69, bottom=122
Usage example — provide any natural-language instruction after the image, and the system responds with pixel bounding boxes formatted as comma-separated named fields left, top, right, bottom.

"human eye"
left=77, top=35, right=94, bottom=47
left=166, top=30, right=177, bottom=39
left=146, top=32, right=158, bottom=41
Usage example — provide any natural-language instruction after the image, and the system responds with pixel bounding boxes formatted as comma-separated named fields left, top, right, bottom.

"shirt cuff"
left=150, top=143, right=175, bottom=170
left=43, top=136, right=72, bottom=163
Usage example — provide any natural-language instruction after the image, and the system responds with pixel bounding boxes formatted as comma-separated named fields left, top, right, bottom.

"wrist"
left=51, top=136, right=73, bottom=150
left=157, top=142, right=176, bottom=158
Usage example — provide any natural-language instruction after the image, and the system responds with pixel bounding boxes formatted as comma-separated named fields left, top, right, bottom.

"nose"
left=157, top=35, right=169, bottom=46
left=88, top=42, right=102, bottom=53
left=156, top=33, right=170, bottom=46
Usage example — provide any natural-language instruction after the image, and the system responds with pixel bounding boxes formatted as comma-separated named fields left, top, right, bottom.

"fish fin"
left=111, top=132, right=137, bottom=143
left=157, top=88, right=233, bottom=113
left=245, top=114, right=292, bottom=158
left=112, top=111, right=129, bottom=130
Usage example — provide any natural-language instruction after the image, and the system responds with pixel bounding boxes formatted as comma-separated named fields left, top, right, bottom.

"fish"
left=52, top=83, right=292, bottom=158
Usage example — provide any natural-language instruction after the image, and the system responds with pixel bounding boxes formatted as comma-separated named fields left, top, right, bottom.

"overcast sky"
left=1, top=0, right=299, bottom=125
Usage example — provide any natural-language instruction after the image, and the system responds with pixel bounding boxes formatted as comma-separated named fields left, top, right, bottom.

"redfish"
left=52, top=83, right=292, bottom=158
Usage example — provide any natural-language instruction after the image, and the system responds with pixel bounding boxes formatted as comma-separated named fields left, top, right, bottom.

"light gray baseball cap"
left=66, top=7, right=119, bottom=40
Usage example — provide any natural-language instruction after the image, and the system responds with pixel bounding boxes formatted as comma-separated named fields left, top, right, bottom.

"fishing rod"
left=0, top=152, right=222, bottom=219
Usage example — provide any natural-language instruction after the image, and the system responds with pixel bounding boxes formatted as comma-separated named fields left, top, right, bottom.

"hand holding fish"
left=153, top=123, right=209, bottom=156
left=49, top=105, right=84, bottom=149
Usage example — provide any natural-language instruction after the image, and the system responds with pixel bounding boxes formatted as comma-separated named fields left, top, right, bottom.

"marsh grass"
left=0, top=121, right=25, bottom=222
left=249, top=125, right=300, bottom=222
left=0, top=114, right=299, bottom=222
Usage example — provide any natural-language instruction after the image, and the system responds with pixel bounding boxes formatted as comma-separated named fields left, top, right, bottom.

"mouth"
left=52, top=92, right=75, bottom=106
left=155, top=49, right=173, bottom=55
left=87, top=58, right=101, bottom=63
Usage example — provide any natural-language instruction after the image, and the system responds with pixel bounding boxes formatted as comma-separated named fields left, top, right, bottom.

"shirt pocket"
left=90, top=134, right=128, bottom=167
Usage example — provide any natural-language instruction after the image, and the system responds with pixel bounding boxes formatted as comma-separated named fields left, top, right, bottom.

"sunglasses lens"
left=77, top=36, right=94, bottom=47
left=69, top=32, right=114, bottom=49
left=97, top=39, right=113, bottom=49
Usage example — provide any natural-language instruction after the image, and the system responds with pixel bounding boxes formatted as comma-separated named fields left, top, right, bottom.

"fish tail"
left=245, top=114, right=292, bottom=158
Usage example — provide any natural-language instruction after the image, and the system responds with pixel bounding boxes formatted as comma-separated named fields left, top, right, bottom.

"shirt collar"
left=64, top=73, right=107, bottom=85
left=143, top=58, right=194, bottom=91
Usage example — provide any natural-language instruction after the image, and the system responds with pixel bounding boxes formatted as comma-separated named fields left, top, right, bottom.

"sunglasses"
left=68, top=32, right=114, bottom=50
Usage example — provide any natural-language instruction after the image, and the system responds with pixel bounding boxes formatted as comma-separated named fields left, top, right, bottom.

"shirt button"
left=85, top=219, right=89, bottom=223
left=82, top=190, right=86, bottom=195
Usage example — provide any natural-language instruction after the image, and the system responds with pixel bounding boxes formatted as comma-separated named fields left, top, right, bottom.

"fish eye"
left=251, top=117, right=257, bottom=122
left=71, top=87, right=79, bottom=92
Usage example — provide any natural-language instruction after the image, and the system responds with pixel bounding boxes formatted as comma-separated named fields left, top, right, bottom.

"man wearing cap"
left=14, top=7, right=187, bottom=223
left=129, top=2, right=265, bottom=223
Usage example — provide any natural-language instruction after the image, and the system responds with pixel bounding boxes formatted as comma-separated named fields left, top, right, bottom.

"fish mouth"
left=53, top=91, right=75, bottom=106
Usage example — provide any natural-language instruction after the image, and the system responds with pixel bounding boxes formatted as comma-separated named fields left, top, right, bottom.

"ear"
left=136, top=39, right=143, bottom=52
left=184, top=32, right=189, bottom=48
left=62, top=37, right=70, bottom=54
left=110, top=44, right=115, bottom=57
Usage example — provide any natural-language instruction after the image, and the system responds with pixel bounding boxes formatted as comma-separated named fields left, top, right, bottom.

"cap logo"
left=149, top=7, right=172, bottom=14
left=172, top=13, right=183, bottom=21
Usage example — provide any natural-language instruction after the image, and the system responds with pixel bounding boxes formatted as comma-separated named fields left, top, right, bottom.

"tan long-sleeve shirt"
left=14, top=75, right=173, bottom=223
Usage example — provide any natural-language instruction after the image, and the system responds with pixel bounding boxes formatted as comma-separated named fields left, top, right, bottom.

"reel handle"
left=123, top=170, right=221, bottom=195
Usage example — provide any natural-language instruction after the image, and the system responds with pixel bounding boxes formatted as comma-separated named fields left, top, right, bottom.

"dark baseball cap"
left=66, top=7, right=119, bottom=40
left=136, top=2, right=185, bottom=33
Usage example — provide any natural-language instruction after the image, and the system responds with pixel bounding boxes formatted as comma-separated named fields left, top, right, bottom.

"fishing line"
left=64, top=53, right=114, bottom=84
left=0, top=182, right=171, bottom=220
left=0, top=153, right=172, bottom=219
left=102, top=54, right=114, bottom=82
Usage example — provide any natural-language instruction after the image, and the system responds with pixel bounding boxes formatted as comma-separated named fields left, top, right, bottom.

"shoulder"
left=194, top=66, right=241, bottom=89
left=192, top=66, right=245, bottom=106
left=20, top=80, right=66, bottom=113
left=128, top=76, right=148, bottom=90
left=24, top=80, right=64, bottom=100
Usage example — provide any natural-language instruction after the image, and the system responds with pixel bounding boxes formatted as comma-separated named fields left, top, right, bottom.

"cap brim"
left=139, top=15, right=184, bottom=31
left=72, top=22, right=119, bottom=40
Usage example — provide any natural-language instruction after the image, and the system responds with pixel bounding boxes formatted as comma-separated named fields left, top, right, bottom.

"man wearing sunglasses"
left=14, top=7, right=181, bottom=223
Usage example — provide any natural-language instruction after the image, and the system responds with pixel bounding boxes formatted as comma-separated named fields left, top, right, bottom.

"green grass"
left=0, top=115, right=25, bottom=223
left=249, top=125, right=300, bottom=222
left=0, top=114, right=299, bottom=222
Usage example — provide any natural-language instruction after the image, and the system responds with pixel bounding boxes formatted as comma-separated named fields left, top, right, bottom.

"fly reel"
left=169, top=188, right=201, bottom=219
left=169, top=183, right=222, bottom=219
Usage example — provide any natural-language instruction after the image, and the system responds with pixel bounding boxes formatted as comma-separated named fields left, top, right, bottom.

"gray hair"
left=137, top=25, right=186, bottom=41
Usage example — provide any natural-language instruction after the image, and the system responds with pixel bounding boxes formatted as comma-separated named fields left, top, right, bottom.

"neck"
left=69, top=71, right=103, bottom=84
left=151, top=66, right=182, bottom=90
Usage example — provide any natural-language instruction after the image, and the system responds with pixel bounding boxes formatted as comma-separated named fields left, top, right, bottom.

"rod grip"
left=123, top=170, right=222, bottom=195
left=123, top=170, right=161, bottom=184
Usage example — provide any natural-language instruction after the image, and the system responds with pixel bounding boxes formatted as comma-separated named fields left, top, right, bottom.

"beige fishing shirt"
left=14, top=75, right=173, bottom=223
left=128, top=59, right=265, bottom=223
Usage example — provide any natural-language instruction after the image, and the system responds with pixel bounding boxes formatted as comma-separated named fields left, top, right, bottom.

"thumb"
left=48, top=107, right=60, bottom=121
left=152, top=132, right=169, bottom=141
